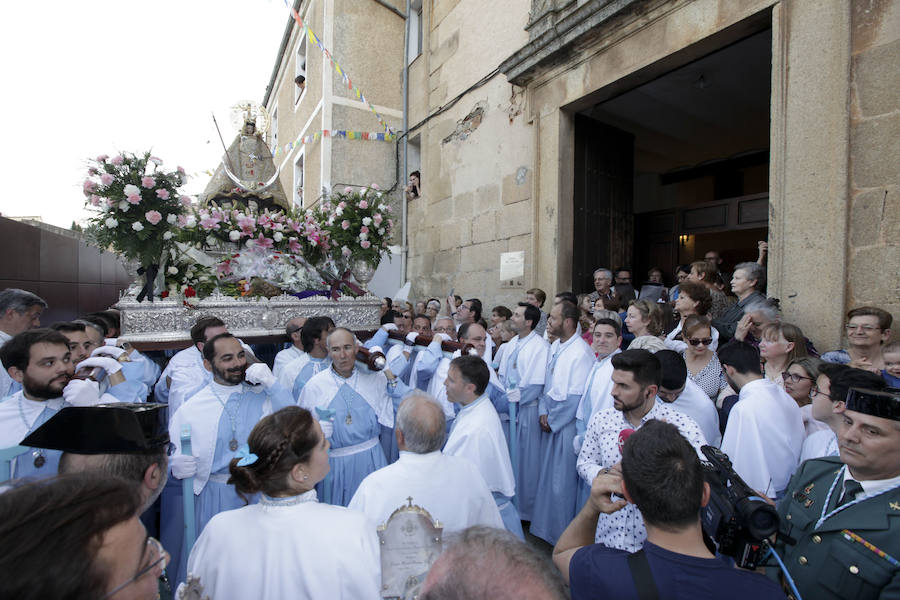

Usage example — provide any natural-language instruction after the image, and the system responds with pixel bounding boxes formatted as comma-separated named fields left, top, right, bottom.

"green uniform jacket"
left=767, top=457, right=900, bottom=599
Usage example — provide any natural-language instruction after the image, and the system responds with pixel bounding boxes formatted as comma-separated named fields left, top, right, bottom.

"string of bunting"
left=272, top=0, right=396, bottom=161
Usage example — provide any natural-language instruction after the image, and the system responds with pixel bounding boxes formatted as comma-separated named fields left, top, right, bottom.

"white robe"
left=298, top=368, right=394, bottom=429
left=497, top=330, right=551, bottom=390
left=426, top=356, right=456, bottom=420
left=185, top=490, right=381, bottom=600
left=720, top=377, right=805, bottom=497
left=444, top=395, right=515, bottom=497
left=349, top=450, right=503, bottom=533
left=276, top=353, right=330, bottom=396
left=667, top=378, right=722, bottom=447
left=273, top=345, right=306, bottom=379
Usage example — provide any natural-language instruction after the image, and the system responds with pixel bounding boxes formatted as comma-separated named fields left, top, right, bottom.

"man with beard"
left=530, top=301, right=596, bottom=545
left=298, top=328, right=394, bottom=505
left=167, top=334, right=292, bottom=558
left=0, top=329, right=112, bottom=480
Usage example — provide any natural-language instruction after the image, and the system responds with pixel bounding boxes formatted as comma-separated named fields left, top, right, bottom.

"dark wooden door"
left=572, top=115, right=634, bottom=293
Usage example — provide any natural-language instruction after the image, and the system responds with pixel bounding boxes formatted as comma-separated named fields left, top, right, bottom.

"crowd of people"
left=0, top=246, right=898, bottom=599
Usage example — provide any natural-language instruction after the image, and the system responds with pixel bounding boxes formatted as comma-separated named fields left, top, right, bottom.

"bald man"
left=349, top=392, right=502, bottom=533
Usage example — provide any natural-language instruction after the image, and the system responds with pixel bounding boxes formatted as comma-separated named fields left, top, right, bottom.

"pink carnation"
left=373, top=213, right=383, bottom=226
left=371, top=183, right=379, bottom=190
left=83, top=179, right=96, bottom=195
left=141, top=176, right=156, bottom=188
left=343, top=186, right=353, bottom=194
left=341, top=220, right=350, bottom=230
left=96, top=154, right=109, bottom=162
left=177, top=166, right=186, bottom=175
left=156, top=189, right=170, bottom=200
left=145, top=210, right=162, bottom=225
left=100, top=173, right=114, bottom=185
left=359, top=200, right=368, bottom=209
left=126, top=194, right=141, bottom=204
left=110, top=155, right=124, bottom=165
left=360, top=240, right=371, bottom=249
left=89, top=194, right=101, bottom=206
left=360, top=225, right=369, bottom=234
left=341, top=245, right=352, bottom=258
left=179, top=195, right=192, bottom=207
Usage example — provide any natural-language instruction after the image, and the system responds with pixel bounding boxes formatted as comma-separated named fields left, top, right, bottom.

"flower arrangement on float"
left=82, top=152, right=189, bottom=300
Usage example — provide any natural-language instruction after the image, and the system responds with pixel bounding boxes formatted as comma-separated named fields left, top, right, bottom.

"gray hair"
left=593, top=268, right=612, bottom=279
left=0, top=289, right=47, bottom=315
left=396, top=392, right=446, bottom=453
left=421, top=526, right=568, bottom=600
left=734, top=262, right=765, bottom=291
left=74, top=319, right=104, bottom=339
left=743, top=297, right=780, bottom=322
left=58, top=450, right=168, bottom=511
left=592, top=309, right=622, bottom=326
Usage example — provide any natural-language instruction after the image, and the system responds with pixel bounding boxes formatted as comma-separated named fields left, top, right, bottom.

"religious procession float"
left=81, top=103, right=385, bottom=344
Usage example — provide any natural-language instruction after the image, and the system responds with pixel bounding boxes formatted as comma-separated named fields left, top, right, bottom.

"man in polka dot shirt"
left=576, top=349, right=706, bottom=551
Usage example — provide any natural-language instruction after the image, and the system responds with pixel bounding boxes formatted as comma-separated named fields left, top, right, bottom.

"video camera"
left=700, top=445, right=779, bottom=569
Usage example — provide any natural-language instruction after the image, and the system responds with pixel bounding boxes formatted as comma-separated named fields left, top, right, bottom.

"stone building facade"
left=262, top=0, right=405, bottom=210
left=404, top=0, right=898, bottom=350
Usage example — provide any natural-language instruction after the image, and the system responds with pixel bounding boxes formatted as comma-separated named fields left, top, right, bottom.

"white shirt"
left=349, top=450, right=503, bottom=533
left=273, top=345, right=306, bottom=379
left=667, top=378, right=722, bottom=447
left=800, top=429, right=839, bottom=463
left=577, top=401, right=707, bottom=551
left=800, top=404, right=831, bottom=437
left=720, top=377, right=805, bottom=497
left=185, top=490, right=381, bottom=600
left=444, top=395, right=515, bottom=497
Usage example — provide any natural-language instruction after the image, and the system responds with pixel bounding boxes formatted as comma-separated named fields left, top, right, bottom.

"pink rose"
left=141, top=176, right=156, bottom=188
left=100, top=173, right=114, bottom=185
left=145, top=210, right=162, bottom=225
left=360, top=240, right=371, bottom=249
left=359, top=200, right=368, bottom=209
left=341, top=220, right=350, bottom=230
left=180, top=195, right=192, bottom=207
left=156, top=189, right=170, bottom=200
left=110, top=155, right=124, bottom=165
left=360, top=225, right=369, bottom=234
left=373, top=213, right=383, bottom=226
left=96, top=154, right=109, bottom=162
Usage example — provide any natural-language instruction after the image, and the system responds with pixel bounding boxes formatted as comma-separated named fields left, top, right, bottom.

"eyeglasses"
left=434, top=326, right=455, bottom=334
left=286, top=327, right=301, bottom=335
left=687, top=337, right=713, bottom=346
left=782, top=372, right=813, bottom=384
left=808, top=386, right=832, bottom=401
left=101, top=537, right=168, bottom=599
left=845, top=323, right=879, bottom=332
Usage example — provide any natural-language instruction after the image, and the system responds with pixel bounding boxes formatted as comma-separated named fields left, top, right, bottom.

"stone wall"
left=847, top=0, right=899, bottom=343
left=407, top=0, right=535, bottom=308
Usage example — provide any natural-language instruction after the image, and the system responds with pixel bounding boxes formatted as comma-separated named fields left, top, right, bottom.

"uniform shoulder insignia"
left=804, top=483, right=815, bottom=494
left=890, top=501, right=900, bottom=511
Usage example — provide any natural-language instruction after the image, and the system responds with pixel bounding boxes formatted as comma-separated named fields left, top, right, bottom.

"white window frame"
left=270, top=107, right=278, bottom=150
left=294, top=34, right=308, bottom=107
left=293, top=152, right=304, bottom=208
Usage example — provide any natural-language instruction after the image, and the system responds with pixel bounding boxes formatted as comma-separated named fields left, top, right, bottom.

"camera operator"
left=554, top=420, right=783, bottom=599
left=767, top=386, right=900, bottom=599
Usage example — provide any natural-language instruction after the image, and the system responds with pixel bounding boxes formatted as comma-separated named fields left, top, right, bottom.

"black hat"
left=845, top=387, right=900, bottom=422
left=22, top=403, right=169, bottom=454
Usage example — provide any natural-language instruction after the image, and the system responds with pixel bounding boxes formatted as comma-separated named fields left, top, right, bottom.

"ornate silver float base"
left=116, top=291, right=381, bottom=343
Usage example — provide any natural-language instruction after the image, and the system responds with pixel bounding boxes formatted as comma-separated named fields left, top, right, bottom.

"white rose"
left=167, top=266, right=179, bottom=275
left=273, top=231, right=283, bottom=242
left=167, top=213, right=177, bottom=224
left=362, top=217, right=372, bottom=226
left=162, top=231, right=173, bottom=240
left=359, top=232, right=368, bottom=241
left=229, top=230, right=241, bottom=242
left=132, top=222, right=144, bottom=231
left=104, top=217, right=118, bottom=228
left=123, top=184, right=140, bottom=197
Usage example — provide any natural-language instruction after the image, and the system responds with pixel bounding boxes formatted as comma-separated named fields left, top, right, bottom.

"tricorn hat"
left=845, top=387, right=900, bottom=422
left=22, top=403, right=169, bottom=454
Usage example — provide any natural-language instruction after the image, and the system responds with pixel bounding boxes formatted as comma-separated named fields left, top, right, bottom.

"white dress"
left=185, top=490, right=381, bottom=599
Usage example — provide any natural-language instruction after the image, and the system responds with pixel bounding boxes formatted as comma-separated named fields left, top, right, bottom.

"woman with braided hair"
left=182, top=406, right=381, bottom=599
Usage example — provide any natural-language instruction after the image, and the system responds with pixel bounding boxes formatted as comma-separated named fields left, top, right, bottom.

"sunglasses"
left=687, top=337, right=713, bottom=346
left=782, top=372, right=813, bottom=384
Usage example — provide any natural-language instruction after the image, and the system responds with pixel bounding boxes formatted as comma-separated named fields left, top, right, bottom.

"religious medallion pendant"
left=229, top=439, right=239, bottom=451
left=345, top=414, right=353, bottom=425
left=33, top=451, right=45, bottom=468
